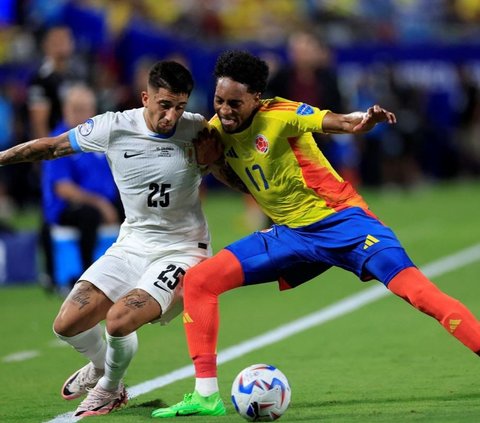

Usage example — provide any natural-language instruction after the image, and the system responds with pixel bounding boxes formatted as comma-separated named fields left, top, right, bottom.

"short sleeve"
left=285, top=103, right=330, bottom=135
left=70, top=111, right=114, bottom=153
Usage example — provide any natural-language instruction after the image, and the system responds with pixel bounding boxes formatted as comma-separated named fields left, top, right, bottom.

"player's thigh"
left=79, top=249, right=143, bottom=302
left=363, top=247, right=415, bottom=285
left=53, top=281, right=113, bottom=336
left=55, top=245, right=144, bottom=335
left=138, top=251, right=208, bottom=325
left=225, top=232, right=280, bottom=285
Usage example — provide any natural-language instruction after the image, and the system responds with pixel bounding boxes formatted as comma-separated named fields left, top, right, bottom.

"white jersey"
left=68, top=107, right=210, bottom=247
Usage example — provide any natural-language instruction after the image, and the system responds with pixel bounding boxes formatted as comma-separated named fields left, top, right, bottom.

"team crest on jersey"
left=254, top=134, right=269, bottom=154
left=78, top=118, right=94, bottom=136
left=296, top=103, right=314, bottom=116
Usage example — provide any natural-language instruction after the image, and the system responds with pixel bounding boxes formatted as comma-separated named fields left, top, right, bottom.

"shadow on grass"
left=127, top=399, right=169, bottom=409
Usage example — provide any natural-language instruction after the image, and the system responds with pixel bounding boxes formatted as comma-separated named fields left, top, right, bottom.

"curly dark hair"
left=148, top=61, right=194, bottom=95
left=214, top=50, right=269, bottom=94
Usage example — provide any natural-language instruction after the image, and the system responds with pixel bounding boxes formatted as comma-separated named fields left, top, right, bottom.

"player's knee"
left=53, top=313, right=80, bottom=337
left=105, top=306, right=135, bottom=337
left=391, top=269, right=444, bottom=312
left=184, top=265, right=212, bottom=296
left=184, top=266, right=228, bottom=297
left=184, top=250, right=241, bottom=297
left=52, top=315, right=68, bottom=337
left=405, top=284, right=433, bottom=311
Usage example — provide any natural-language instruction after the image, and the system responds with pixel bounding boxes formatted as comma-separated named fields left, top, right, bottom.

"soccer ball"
left=231, top=364, right=291, bottom=421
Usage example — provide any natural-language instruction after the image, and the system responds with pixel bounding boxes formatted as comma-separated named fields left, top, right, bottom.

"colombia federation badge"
left=254, top=134, right=269, bottom=154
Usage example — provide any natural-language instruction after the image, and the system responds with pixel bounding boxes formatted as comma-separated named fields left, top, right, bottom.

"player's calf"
left=388, top=267, right=480, bottom=354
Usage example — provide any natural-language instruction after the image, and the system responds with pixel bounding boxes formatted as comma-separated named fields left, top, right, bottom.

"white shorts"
left=79, top=230, right=211, bottom=325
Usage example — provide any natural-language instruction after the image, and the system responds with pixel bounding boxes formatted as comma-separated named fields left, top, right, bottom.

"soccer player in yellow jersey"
left=152, top=51, right=480, bottom=418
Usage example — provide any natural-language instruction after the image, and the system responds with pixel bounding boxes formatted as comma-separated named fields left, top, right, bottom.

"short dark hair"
left=148, top=61, right=194, bottom=95
left=214, top=50, right=269, bottom=94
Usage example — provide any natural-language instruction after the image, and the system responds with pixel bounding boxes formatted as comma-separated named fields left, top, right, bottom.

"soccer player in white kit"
left=0, top=61, right=219, bottom=416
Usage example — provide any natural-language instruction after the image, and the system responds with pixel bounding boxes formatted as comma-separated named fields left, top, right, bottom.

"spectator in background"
left=115, top=57, right=157, bottom=111
left=380, top=64, right=424, bottom=188
left=41, top=84, right=123, bottom=293
left=267, top=30, right=360, bottom=184
left=455, top=64, right=480, bottom=176
left=27, top=25, right=88, bottom=139
left=268, top=29, right=343, bottom=110
left=22, top=26, right=89, bottom=213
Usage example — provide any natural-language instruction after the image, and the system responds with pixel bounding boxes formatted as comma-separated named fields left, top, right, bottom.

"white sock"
left=195, top=378, right=219, bottom=397
left=97, top=331, right=138, bottom=391
left=54, top=324, right=106, bottom=369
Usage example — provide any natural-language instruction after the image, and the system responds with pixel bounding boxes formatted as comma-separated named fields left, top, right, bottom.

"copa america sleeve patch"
left=296, top=103, right=314, bottom=115
left=78, top=118, right=94, bottom=136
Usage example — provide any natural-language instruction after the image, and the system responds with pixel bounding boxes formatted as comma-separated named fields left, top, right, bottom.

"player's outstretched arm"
left=322, top=104, right=396, bottom=134
left=0, top=132, right=75, bottom=166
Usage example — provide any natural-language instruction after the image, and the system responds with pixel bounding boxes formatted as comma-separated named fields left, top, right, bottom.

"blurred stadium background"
left=2, top=2, right=480, bottom=422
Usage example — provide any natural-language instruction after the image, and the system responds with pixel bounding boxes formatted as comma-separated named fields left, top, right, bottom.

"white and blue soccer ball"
left=231, top=364, right=291, bottom=421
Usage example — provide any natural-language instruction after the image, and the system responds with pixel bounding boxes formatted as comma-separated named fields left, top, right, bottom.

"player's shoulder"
left=178, top=112, right=207, bottom=128
left=178, top=111, right=207, bottom=130
left=259, top=97, right=325, bottom=121
left=254, top=98, right=303, bottom=127
left=112, top=107, right=141, bottom=122
left=181, top=111, right=207, bottom=123
left=209, top=113, right=221, bottom=129
left=95, top=108, right=146, bottom=131
left=172, top=111, right=207, bottom=140
left=258, top=97, right=301, bottom=114
left=93, top=108, right=135, bottom=124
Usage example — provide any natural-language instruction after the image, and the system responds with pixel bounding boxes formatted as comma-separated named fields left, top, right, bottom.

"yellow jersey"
left=210, top=97, right=369, bottom=227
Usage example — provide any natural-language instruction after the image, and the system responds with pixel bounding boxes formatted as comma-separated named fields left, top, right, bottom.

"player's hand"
left=352, top=104, right=396, bottom=133
left=95, top=198, right=119, bottom=224
left=193, top=128, right=224, bottom=165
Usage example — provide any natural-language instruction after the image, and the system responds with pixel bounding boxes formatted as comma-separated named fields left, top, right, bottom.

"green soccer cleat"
left=151, top=391, right=226, bottom=418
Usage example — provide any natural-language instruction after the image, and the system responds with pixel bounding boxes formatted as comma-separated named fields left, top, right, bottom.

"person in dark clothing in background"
left=41, top=84, right=123, bottom=293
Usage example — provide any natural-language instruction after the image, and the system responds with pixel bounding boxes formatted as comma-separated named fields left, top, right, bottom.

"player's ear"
left=141, top=91, right=149, bottom=107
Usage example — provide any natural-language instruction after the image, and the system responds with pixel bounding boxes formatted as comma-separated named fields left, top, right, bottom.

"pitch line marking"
left=46, top=243, right=480, bottom=422
left=1, top=340, right=70, bottom=364
left=3, top=350, right=40, bottom=363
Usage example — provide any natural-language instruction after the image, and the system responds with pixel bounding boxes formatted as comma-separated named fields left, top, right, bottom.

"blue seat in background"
left=50, top=224, right=119, bottom=289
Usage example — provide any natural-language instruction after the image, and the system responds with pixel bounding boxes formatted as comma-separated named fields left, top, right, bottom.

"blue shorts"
left=225, top=207, right=415, bottom=288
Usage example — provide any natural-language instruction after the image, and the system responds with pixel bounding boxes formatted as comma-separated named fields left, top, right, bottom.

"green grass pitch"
left=1, top=181, right=480, bottom=422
